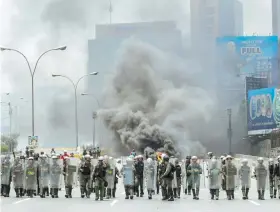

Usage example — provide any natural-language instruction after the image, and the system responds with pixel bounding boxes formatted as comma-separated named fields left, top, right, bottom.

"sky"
left=0, top=0, right=275, bottom=151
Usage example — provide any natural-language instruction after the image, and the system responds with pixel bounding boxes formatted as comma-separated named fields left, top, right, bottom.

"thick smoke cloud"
left=98, top=38, right=216, bottom=156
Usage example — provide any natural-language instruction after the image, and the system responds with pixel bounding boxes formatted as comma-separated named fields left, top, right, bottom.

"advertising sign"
left=247, top=88, right=280, bottom=135
left=216, top=36, right=279, bottom=86
left=28, top=136, right=38, bottom=147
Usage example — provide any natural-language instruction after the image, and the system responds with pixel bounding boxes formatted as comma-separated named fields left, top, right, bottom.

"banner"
left=247, top=87, right=280, bottom=135
left=28, top=136, right=38, bottom=147
left=216, top=36, right=279, bottom=86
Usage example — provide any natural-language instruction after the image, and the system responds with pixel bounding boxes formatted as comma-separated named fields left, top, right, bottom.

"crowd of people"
left=1, top=149, right=280, bottom=202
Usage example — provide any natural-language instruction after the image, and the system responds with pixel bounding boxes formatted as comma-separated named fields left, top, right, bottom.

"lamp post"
left=81, top=93, right=101, bottom=147
left=0, top=46, right=67, bottom=137
left=227, top=108, right=232, bottom=155
left=52, top=72, right=98, bottom=148
left=0, top=101, right=12, bottom=151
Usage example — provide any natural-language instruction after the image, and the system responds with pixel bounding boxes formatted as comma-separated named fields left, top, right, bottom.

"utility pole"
left=109, top=0, right=112, bottom=24
left=227, top=108, right=232, bottom=155
left=92, top=111, right=97, bottom=147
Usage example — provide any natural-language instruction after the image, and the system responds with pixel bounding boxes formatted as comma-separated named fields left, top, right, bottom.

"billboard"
left=216, top=36, right=279, bottom=86
left=247, top=87, right=280, bottom=135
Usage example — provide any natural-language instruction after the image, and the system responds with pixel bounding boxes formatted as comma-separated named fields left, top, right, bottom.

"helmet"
left=226, top=155, right=233, bottom=160
left=28, top=157, right=34, bottom=160
left=220, top=156, right=225, bottom=159
left=191, top=156, right=198, bottom=160
left=241, top=158, right=248, bottom=164
left=269, top=158, right=274, bottom=164
left=257, top=157, right=264, bottom=163
left=147, top=158, right=153, bottom=164
left=51, top=156, right=57, bottom=159
left=85, top=154, right=91, bottom=159
left=98, top=156, right=104, bottom=161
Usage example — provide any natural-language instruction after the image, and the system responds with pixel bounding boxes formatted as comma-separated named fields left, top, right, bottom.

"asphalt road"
left=1, top=184, right=279, bottom=212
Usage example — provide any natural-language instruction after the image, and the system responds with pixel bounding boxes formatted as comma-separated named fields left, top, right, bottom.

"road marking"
left=110, top=199, right=118, bottom=206
left=13, top=198, right=31, bottom=204
left=248, top=200, right=260, bottom=206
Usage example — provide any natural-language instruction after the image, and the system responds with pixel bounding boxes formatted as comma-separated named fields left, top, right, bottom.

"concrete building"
left=87, top=21, right=184, bottom=95
left=190, top=0, right=243, bottom=53
left=272, top=0, right=280, bottom=36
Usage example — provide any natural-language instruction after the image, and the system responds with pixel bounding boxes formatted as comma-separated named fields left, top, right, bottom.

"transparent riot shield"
left=207, top=159, right=222, bottom=190
left=123, top=160, right=134, bottom=186
left=90, top=158, right=98, bottom=189
left=50, top=158, right=63, bottom=189
left=181, top=160, right=187, bottom=193
left=238, top=160, right=251, bottom=191
left=38, top=157, right=50, bottom=192
left=1, top=156, right=12, bottom=186
left=254, top=163, right=269, bottom=192
left=24, top=159, right=37, bottom=190
left=1, top=157, right=12, bottom=186
left=169, top=158, right=178, bottom=189
left=65, top=157, right=78, bottom=187
left=106, top=158, right=116, bottom=189
left=12, top=158, right=25, bottom=189
left=222, top=158, right=238, bottom=191
left=188, top=161, right=202, bottom=190
left=144, top=159, right=157, bottom=190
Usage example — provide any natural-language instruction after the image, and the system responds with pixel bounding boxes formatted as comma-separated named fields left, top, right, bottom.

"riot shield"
left=24, top=159, right=37, bottom=190
left=144, top=160, right=157, bottom=190
left=50, top=158, right=63, bottom=189
left=169, top=158, right=178, bottom=188
left=90, top=158, right=98, bottom=188
left=181, top=160, right=187, bottom=192
left=12, top=158, right=25, bottom=189
left=38, top=157, right=50, bottom=192
left=1, top=157, right=12, bottom=185
left=65, top=157, right=78, bottom=187
left=207, top=159, right=222, bottom=190
left=238, top=160, right=251, bottom=190
left=106, top=158, right=116, bottom=189
left=123, top=160, right=134, bottom=186
left=222, top=158, right=238, bottom=190
left=254, top=163, right=269, bottom=191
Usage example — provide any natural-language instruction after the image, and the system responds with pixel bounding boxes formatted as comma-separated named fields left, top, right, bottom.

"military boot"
left=20, top=188, right=24, bottom=197
left=129, top=188, right=134, bottom=199
left=261, top=190, right=265, bottom=200
left=257, top=190, right=261, bottom=200
left=168, top=188, right=174, bottom=201
left=195, top=188, right=200, bottom=200
left=188, top=185, right=192, bottom=195
left=69, top=187, right=73, bottom=198
left=210, top=189, right=214, bottom=200
left=80, top=188, right=85, bottom=198
left=162, top=188, right=168, bottom=200
left=192, top=189, right=196, bottom=200
left=215, top=189, right=219, bottom=200
left=231, top=190, right=234, bottom=199
left=15, top=188, right=19, bottom=198
left=242, top=189, right=246, bottom=200
left=112, top=188, right=116, bottom=198
left=54, top=188, right=59, bottom=198
left=173, top=188, right=177, bottom=198
left=226, top=190, right=231, bottom=200
left=29, top=190, right=33, bottom=198
left=245, top=188, right=249, bottom=199
left=125, top=187, right=129, bottom=199
left=274, top=189, right=277, bottom=198
left=177, top=188, right=181, bottom=198
left=65, top=186, right=69, bottom=198
left=46, top=188, right=49, bottom=196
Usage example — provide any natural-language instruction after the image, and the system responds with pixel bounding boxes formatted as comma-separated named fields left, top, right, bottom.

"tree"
left=1, top=144, right=9, bottom=153
left=0, top=133, right=19, bottom=152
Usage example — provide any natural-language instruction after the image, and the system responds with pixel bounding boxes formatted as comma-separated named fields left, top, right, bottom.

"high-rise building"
left=87, top=21, right=184, bottom=95
left=272, top=0, right=280, bottom=36
left=190, top=0, right=243, bottom=53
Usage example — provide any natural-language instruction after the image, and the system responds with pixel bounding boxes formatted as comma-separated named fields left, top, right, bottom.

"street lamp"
left=81, top=93, right=101, bottom=147
left=227, top=108, right=232, bottom=155
left=52, top=72, right=99, bottom=148
left=0, top=46, right=67, bottom=137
